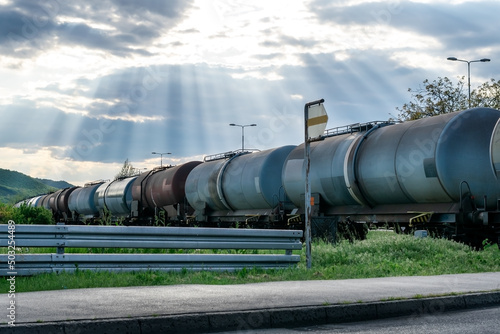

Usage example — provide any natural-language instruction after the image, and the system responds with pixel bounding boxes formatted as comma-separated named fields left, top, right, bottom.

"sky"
left=0, top=0, right=499, bottom=186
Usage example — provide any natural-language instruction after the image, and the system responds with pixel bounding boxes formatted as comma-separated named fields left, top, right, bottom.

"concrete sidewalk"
left=1, top=272, right=500, bottom=333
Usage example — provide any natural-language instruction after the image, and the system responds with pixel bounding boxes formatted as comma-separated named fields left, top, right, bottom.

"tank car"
left=282, top=108, right=500, bottom=247
left=68, top=181, right=105, bottom=221
left=130, top=161, right=202, bottom=224
left=14, top=195, right=44, bottom=208
left=185, top=146, right=295, bottom=225
left=27, top=195, right=45, bottom=207
left=33, top=187, right=79, bottom=221
left=95, top=176, right=138, bottom=218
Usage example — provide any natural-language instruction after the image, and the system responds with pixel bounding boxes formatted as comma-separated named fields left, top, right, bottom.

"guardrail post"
left=56, top=223, right=66, bottom=255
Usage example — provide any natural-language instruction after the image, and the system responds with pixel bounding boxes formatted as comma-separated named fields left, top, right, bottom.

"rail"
left=204, top=149, right=260, bottom=162
left=0, top=224, right=302, bottom=276
left=323, top=121, right=396, bottom=138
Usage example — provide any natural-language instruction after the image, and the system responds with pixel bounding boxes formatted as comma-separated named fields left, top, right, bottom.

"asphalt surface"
left=1, top=272, right=500, bottom=333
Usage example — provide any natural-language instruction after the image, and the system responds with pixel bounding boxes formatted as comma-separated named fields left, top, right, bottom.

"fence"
left=0, top=224, right=303, bottom=276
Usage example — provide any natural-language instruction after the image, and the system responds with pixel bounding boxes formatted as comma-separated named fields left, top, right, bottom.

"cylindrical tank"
left=185, top=159, right=228, bottom=212
left=15, top=195, right=43, bottom=208
left=131, top=161, right=202, bottom=210
left=490, top=118, right=500, bottom=179
left=55, top=187, right=78, bottom=216
left=94, top=181, right=110, bottom=213
left=68, top=183, right=103, bottom=217
left=283, top=108, right=500, bottom=210
left=28, top=195, right=44, bottom=207
left=282, top=133, right=364, bottom=207
left=186, top=146, right=295, bottom=212
left=355, top=115, right=457, bottom=206
left=47, top=190, right=63, bottom=212
left=355, top=108, right=500, bottom=209
left=95, top=177, right=137, bottom=216
left=222, top=146, right=295, bottom=210
left=433, top=108, right=500, bottom=209
left=38, top=193, right=51, bottom=210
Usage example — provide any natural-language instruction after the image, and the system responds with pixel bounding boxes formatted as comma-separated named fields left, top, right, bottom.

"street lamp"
left=229, top=123, right=257, bottom=151
left=151, top=152, right=171, bottom=167
left=447, top=57, right=491, bottom=108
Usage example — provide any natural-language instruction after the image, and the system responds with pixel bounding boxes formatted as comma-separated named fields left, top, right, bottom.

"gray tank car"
left=186, top=146, right=295, bottom=224
left=68, top=182, right=104, bottom=219
left=282, top=108, right=500, bottom=246
left=95, top=177, right=137, bottom=217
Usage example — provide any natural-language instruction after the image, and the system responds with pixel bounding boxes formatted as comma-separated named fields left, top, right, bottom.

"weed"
left=154, top=210, right=166, bottom=227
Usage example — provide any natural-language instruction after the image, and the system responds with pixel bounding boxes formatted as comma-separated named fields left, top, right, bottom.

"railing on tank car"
left=323, top=121, right=397, bottom=138
left=204, top=149, right=260, bottom=162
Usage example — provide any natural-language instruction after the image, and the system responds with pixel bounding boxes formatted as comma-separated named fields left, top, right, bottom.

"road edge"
left=1, top=291, right=500, bottom=333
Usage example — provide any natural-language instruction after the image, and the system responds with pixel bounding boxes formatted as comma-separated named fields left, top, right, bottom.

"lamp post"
left=229, top=123, right=257, bottom=151
left=447, top=57, right=491, bottom=108
left=151, top=152, right=171, bottom=167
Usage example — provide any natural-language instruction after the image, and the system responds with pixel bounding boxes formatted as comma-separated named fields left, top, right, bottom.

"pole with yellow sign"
left=304, top=99, right=327, bottom=269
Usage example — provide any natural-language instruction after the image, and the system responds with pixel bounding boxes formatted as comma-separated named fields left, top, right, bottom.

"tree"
left=472, top=78, right=500, bottom=109
left=395, top=77, right=467, bottom=121
left=395, top=77, right=500, bottom=121
left=115, top=159, right=141, bottom=179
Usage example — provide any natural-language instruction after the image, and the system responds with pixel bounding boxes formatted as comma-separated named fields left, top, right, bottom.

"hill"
left=36, top=178, right=74, bottom=189
left=0, top=168, right=72, bottom=204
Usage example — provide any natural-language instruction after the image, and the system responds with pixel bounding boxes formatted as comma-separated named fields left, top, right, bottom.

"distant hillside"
left=36, top=178, right=74, bottom=189
left=0, top=168, right=73, bottom=204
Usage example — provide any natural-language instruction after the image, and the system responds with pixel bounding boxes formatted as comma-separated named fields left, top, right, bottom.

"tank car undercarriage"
left=35, top=182, right=500, bottom=249
left=66, top=188, right=500, bottom=250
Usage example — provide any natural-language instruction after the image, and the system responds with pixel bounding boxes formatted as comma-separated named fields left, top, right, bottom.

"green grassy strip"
left=1, top=231, right=499, bottom=293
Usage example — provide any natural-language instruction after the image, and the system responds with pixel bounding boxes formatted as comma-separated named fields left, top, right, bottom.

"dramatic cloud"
left=0, top=0, right=195, bottom=58
left=0, top=0, right=499, bottom=185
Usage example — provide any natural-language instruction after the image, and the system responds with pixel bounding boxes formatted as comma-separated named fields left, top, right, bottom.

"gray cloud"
left=2, top=50, right=426, bottom=164
left=2, top=0, right=499, bottom=174
left=253, top=53, right=283, bottom=60
left=310, top=0, right=500, bottom=53
left=0, top=0, right=195, bottom=58
left=279, top=35, right=318, bottom=48
left=0, top=63, right=294, bottom=162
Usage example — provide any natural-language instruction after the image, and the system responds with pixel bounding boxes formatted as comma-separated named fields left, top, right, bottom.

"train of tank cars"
left=17, top=107, right=500, bottom=248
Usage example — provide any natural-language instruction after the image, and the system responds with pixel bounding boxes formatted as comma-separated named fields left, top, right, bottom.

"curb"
left=2, top=291, right=500, bottom=334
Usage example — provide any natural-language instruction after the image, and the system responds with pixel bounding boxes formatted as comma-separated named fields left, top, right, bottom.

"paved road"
left=1, top=272, right=499, bottom=333
left=213, top=305, right=500, bottom=334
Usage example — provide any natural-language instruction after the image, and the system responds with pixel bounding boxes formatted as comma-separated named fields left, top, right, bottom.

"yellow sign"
left=307, top=103, right=328, bottom=138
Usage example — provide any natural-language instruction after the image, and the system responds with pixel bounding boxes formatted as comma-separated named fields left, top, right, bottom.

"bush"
left=0, top=203, right=15, bottom=224
left=0, top=203, right=54, bottom=225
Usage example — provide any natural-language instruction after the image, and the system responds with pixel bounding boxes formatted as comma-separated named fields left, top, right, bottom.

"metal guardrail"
left=0, top=224, right=303, bottom=276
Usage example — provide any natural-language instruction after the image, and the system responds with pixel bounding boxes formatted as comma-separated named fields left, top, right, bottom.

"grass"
left=1, top=231, right=499, bottom=293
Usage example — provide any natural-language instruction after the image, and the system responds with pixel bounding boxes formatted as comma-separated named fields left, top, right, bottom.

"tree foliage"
left=114, top=159, right=141, bottom=179
left=396, top=77, right=500, bottom=121
left=472, top=78, right=500, bottom=110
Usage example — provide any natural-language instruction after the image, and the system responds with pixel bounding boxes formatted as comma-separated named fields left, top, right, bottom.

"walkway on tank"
left=1, top=272, right=500, bottom=333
